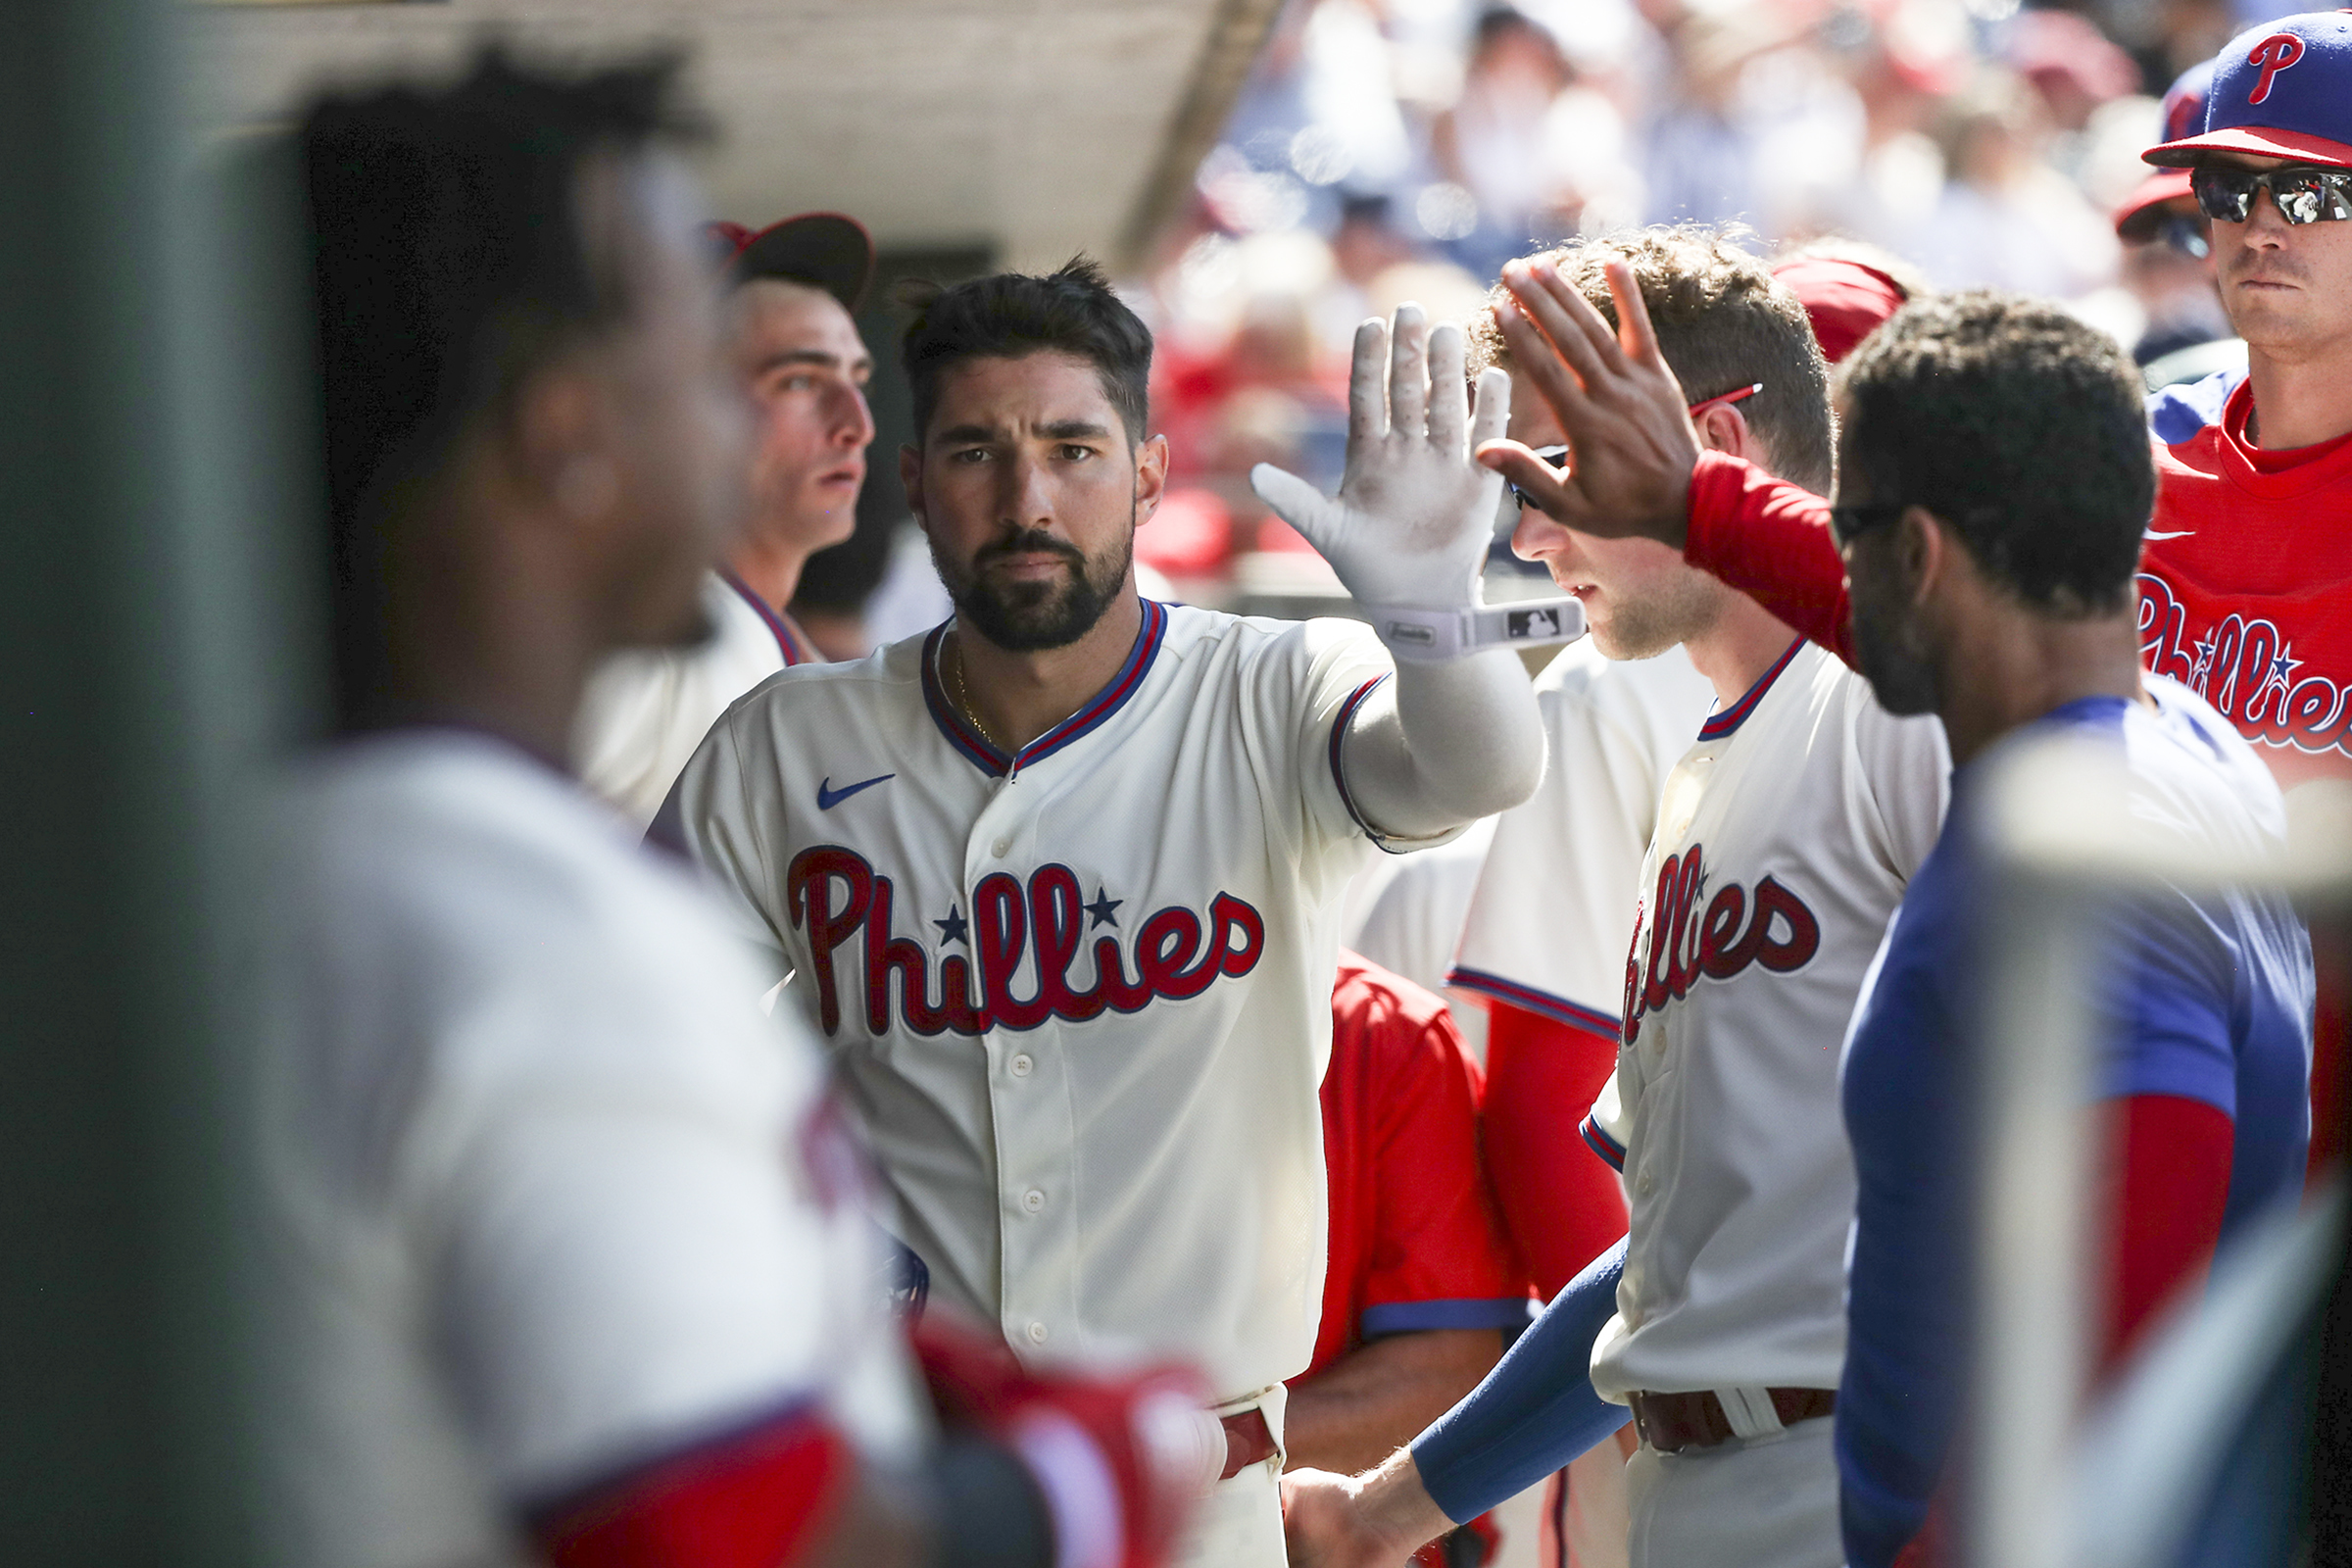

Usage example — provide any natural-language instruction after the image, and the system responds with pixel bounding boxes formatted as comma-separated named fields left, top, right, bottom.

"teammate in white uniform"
left=270, top=60, right=1212, bottom=1568
left=663, top=260, right=1570, bottom=1565
left=1280, top=233, right=1947, bottom=1568
left=574, top=213, right=874, bottom=824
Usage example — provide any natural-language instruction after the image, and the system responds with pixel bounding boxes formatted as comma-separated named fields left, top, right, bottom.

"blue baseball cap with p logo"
left=2144, top=10, right=2352, bottom=170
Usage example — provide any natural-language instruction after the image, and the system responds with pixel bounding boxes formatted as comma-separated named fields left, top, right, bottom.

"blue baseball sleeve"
left=1408, top=1234, right=1630, bottom=1523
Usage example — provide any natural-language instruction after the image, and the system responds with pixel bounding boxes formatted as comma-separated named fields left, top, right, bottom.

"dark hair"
left=1466, top=225, right=1835, bottom=494
left=300, top=48, right=697, bottom=725
left=1836, top=291, right=2153, bottom=616
left=900, top=257, right=1153, bottom=445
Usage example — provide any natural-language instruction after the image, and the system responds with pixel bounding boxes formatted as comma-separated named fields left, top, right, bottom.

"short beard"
left=934, top=523, right=1133, bottom=653
left=1589, top=570, right=1726, bottom=662
left=1850, top=586, right=1938, bottom=716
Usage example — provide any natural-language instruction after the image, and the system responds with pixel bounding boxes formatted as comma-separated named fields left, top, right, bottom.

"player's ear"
left=1691, top=403, right=1753, bottom=464
left=1132, top=432, right=1169, bottom=525
left=900, top=442, right=926, bottom=527
left=1897, top=506, right=1944, bottom=606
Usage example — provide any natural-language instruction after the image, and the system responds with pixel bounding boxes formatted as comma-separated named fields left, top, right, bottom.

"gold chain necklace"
left=949, top=635, right=1006, bottom=753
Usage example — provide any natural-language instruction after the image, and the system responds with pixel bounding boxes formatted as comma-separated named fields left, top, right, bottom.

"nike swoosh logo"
left=2144, top=529, right=2196, bottom=540
left=817, top=772, right=895, bottom=810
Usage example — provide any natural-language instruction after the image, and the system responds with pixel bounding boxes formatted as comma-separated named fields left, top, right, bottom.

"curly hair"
left=1466, top=226, right=1834, bottom=493
left=1836, top=292, right=2153, bottom=616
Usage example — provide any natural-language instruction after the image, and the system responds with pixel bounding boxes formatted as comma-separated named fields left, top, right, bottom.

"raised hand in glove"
left=1250, top=305, right=1509, bottom=618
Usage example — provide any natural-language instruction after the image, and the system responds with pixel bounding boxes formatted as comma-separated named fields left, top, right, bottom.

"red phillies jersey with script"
left=2138, top=376, right=2352, bottom=788
left=1299, top=954, right=1529, bottom=1381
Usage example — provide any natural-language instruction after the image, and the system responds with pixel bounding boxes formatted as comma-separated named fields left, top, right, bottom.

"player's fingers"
left=1469, top=366, right=1511, bottom=452
left=1426, top=321, right=1469, bottom=453
left=1501, top=257, right=1624, bottom=392
left=1603, top=257, right=1670, bottom=377
left=1477, top=438, right=1588, bottom=528
left=1493, top=296, right=1597, bottom=438
left=1249, top=463, right=1338, bottom=549
left=1387, top=302, right=1429, bottom=441
left=1348, top=317, right=1388, bottom=447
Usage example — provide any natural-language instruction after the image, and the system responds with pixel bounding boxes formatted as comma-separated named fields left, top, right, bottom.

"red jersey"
left=2137, top=374, right=2352, bottom=789
left=1300, top=954, right=1530, bottom=1380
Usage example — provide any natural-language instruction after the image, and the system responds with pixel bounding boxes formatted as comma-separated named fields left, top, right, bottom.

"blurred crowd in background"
left=1104, top=0, right=2264, bottom=602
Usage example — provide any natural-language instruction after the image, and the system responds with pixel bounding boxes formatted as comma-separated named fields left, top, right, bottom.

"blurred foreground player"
left=1284, top=238, right=1948, bottom=1568
left=572, top=211, right=876, bottom=823
left=1480, top=267, right=2312, bottom=1567
left=661, top=264, right=1563, bottom=1565
left=262, top=54, right=1210, bottom=1568
left=1295, top=954, right=1528, bottom=1566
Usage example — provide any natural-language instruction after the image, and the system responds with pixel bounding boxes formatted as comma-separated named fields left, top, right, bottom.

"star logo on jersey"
left=816, top=772, right=896, bottom=810
left=1085, top=887, right=1122, bottom=929
left=934, top=906, right=969, bottom=947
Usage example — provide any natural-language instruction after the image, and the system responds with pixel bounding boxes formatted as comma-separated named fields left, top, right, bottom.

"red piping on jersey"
left=1446, top=965, right=1623, bottom=1039
left=1578, top=1112, right=1628, bottom=1173
left=1696, top=636, right=1806, bottom=741
left=717, top=567, right=810, bottom=666
left=919, top=600, right=1169, bottom=777
left=1328, top=675, right=1390, bottom=841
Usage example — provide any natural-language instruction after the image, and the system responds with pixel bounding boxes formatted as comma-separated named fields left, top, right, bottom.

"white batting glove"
left=1251, top=308, right=1582, bottom=662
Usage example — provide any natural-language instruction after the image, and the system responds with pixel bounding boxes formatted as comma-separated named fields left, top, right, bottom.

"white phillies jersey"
left=573, top=568, right=811, bottom=826
left=666, top=600, right=1415, bottom=1402
left=1585, top=639, right=1947, bottom=1400
left=257, top=731, right=921, bottom=1568
left=1449, top=638, right=1715, bottom=1033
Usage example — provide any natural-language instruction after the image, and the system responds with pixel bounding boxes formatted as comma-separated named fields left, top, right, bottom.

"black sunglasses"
left=1505, top=383, right=1765, bottom=506
left=2190, top=163, right=2352, bottom=226
left=1828, top=503, right=1908, bottom=551
left=2157, top=212, right=2211, bottom=260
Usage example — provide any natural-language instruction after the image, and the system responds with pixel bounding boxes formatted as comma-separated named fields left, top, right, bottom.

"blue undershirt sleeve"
left=1408, top=1235, right=1630, bottom=1523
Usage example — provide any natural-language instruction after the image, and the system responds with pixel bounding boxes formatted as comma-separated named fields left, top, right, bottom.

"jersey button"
left=1637, top=1173, right=1655, bottom=1197
left=1026, top=1320, right=1049, bottom=1345
left=1009, top=1054, right=1034, bottom=1078
left=992, top=837, right=1012, bottom=858
left=1022, top=1188, right=1046, bottom=1213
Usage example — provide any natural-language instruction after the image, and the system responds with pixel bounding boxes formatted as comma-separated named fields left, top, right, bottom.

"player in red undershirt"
left=1290, top=954, right=1530, bottom=1568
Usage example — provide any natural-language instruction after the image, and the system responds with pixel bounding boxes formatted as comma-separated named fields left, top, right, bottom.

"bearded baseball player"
left=660, top=260, right=1565, bottom=1563
left=1281, top=237, right=1948, bottom=1568
left=265, top=56, right=1220, bottom=1568
left=572, top=212, right=875, bottom=824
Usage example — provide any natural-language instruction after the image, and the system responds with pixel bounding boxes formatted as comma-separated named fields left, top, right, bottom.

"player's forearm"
left=1683, top=451, right=1853, bottom=665
left=1343, top=652, right=1545, bottom=838
left=1408, top=1234, right=1631, bottom=1524
left=1284, top=1328, right=1503, bottom=1474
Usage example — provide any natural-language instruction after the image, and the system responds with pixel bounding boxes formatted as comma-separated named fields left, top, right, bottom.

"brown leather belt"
left=1627, top=1388, right=1837, bottom=1454
left=1219, top=1407, right=1278, bottom=1479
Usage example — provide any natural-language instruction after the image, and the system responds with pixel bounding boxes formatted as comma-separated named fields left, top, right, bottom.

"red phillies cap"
left=2117, top=61, right=2215, bottom=238
left=2143, top=12, right=2352, bottom=170
left=706, top=212, right=875, bottom=311
left=1770, top=256, right=1908, bottom=365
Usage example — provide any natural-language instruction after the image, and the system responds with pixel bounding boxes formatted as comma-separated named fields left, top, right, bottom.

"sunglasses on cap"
left=2190, top=163, right=2352, bottom=225
left=1505, top=383, right=1763, bottom=507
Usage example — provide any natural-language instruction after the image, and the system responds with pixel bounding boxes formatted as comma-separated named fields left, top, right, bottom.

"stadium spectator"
left=573, top=212, right=875, bottom=824
left=263, top=51, right=1212, bottom=1568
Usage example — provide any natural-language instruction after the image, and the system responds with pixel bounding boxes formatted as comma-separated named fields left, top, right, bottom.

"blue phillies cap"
left=2145, top=11, right=2352, bottom=169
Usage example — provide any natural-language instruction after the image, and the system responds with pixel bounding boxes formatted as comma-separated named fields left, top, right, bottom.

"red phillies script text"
left=1623, top=842, right=1822, bottom=1045
left=787, top=846, right=1267, bottom=1037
